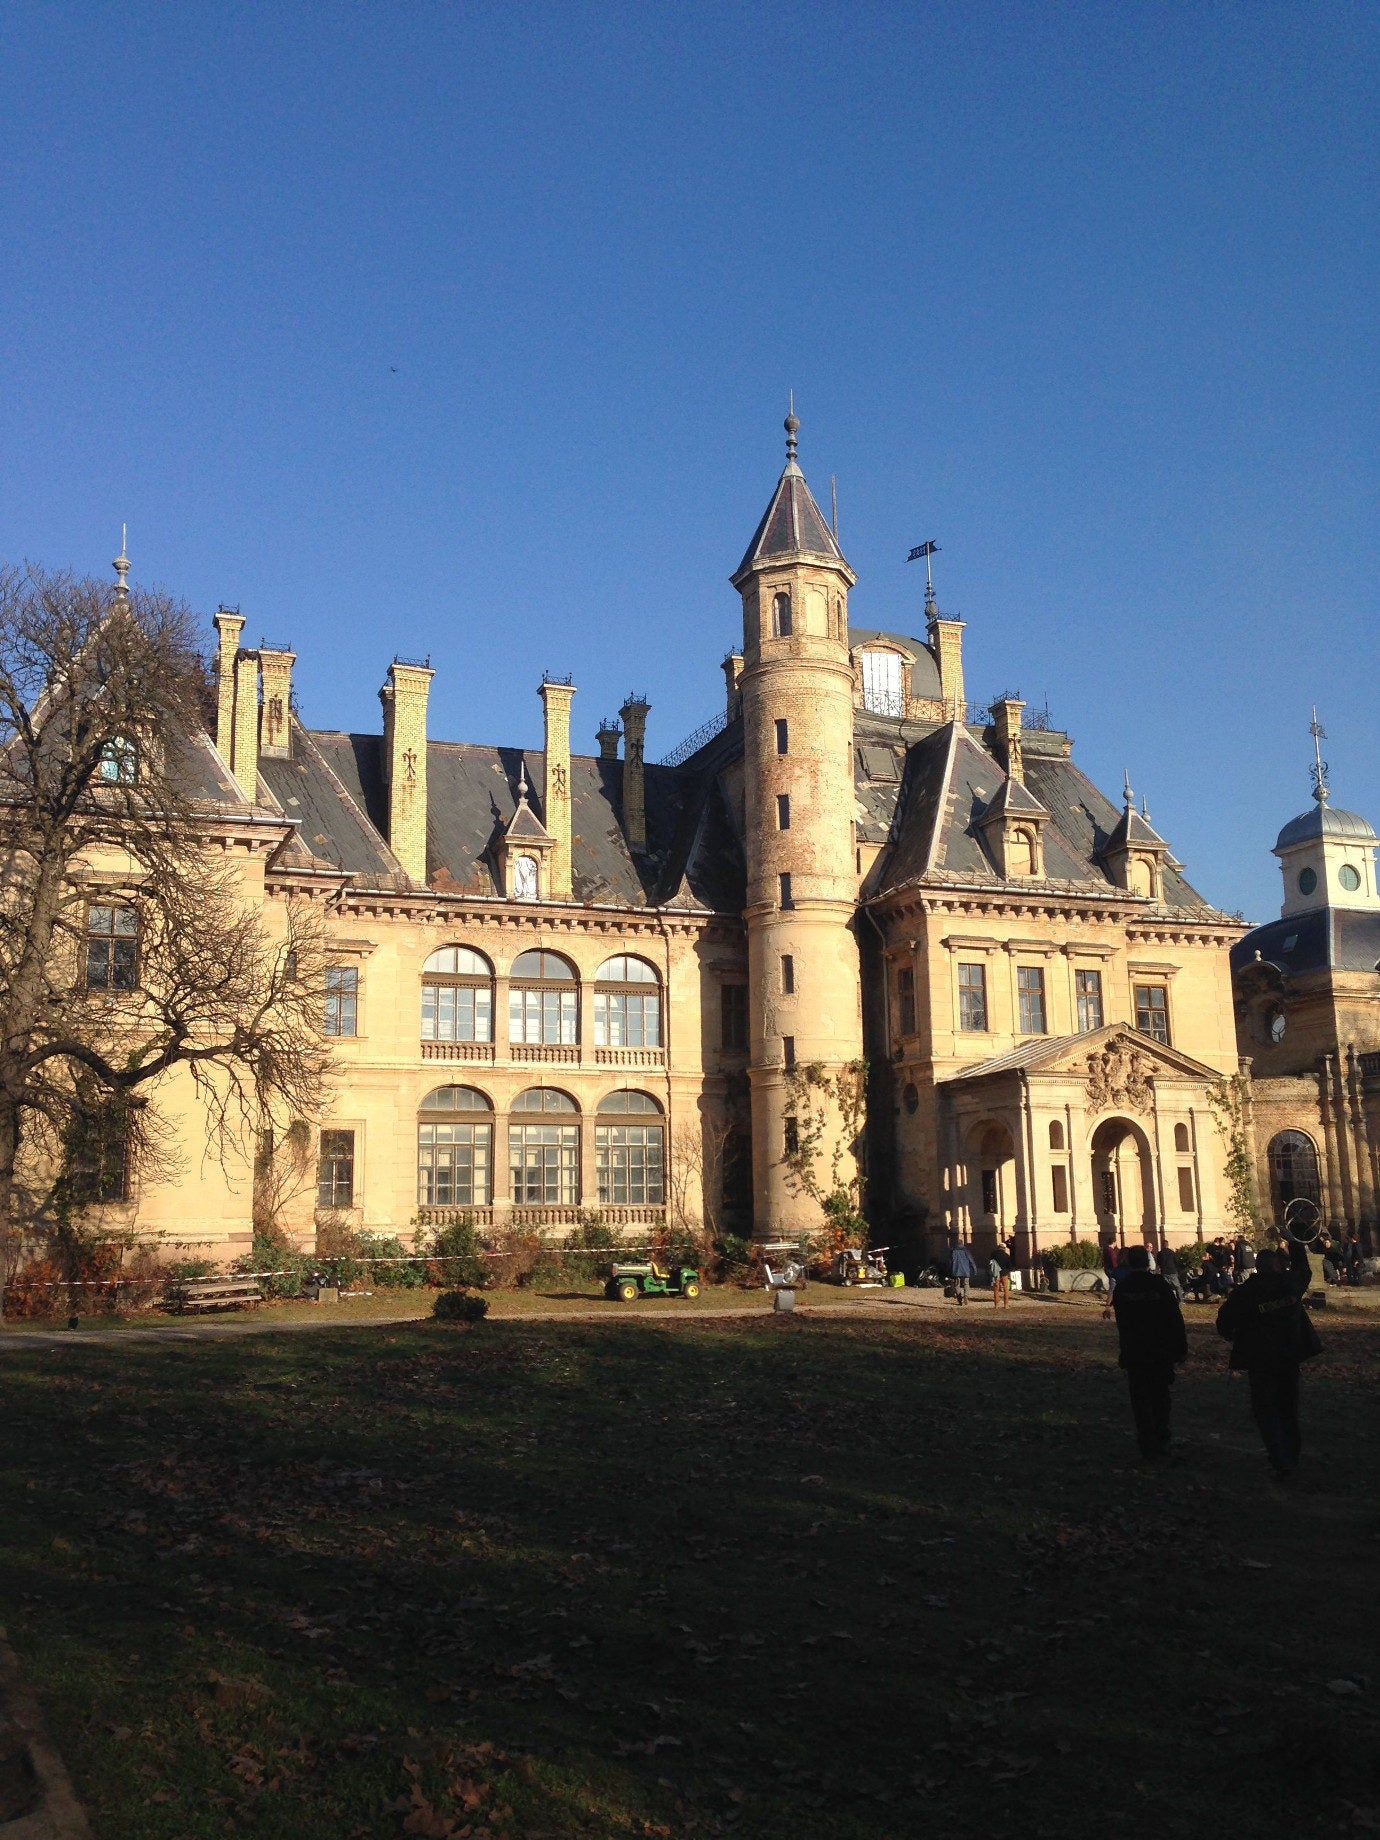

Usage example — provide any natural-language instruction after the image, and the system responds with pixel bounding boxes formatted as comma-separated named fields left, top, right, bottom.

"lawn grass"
left=0, top=1306, right=1376, bottom=1838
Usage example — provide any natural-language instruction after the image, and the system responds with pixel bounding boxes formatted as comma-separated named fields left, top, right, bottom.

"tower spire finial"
left=517, top=761, right=529, bottom=804
left=113, top=524, right=130, bottom=596
left=1309, top=706, right=1330, bottom=805
left=1123, top=768, right=1134, bottom=809
left=784, top=392, right=799, bottom=465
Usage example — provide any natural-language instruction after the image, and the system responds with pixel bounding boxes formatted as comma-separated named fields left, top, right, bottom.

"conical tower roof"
left=731, top=411, right=851, bottom=584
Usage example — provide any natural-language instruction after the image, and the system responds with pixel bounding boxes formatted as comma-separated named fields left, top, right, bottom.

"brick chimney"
left=992, top=698, right=1025, bottom=781
left=722, top=652, right=744, bottom=721
left=231, top=650, right=260, bottom=800
left=379, top=660, right=434, bottom=885
left=620, top=695, right=649, bottom=855
left=213, top=609, right=244, bottom=763
left=596, top=719, right=621, bottom=760
left=539, top=677, right=575, bottom=901
left=258, top=648, right=295, bottom=759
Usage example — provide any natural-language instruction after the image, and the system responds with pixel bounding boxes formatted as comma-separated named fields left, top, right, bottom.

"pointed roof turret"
left=1104, top=770, right=1167, bottom=853
left=731, top=408, right=853, bottom=584
left=504, top=763, right=553, bottom=843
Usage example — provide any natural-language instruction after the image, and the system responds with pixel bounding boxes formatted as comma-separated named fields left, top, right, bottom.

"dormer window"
left=772, top=592, right=792, bottom=638
left=99, top=737, right=137, bottom=784
left=861, top=650, right=905, bottom=717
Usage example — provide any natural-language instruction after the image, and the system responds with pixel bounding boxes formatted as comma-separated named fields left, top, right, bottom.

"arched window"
left=1268, top=1130, right=1320, bottom=1221
left=417, top=1086, right=493, bottom=1207
left=513, top=855, right=539, bottom=901
left=1048, top=1120, right=1065, bottom=1151
left=1009, top=829, right=1036, bottom=877
left=772, top=591, right=792, bottom=638
left=1173, top=1122, right=1190, bottom=1154
left=508, top=950, right=578, bottom=1045
left=421, top=947, right=494, bottom=1043
left=595, top=1090, right=664, bottom=1206
left=509, top=1088, right=579, bottom=1204
left=594, top=954, right=661, bottom=1048
left=861, top=650, right=905, bottom=717
left=98, top=736, right=138, bottom=784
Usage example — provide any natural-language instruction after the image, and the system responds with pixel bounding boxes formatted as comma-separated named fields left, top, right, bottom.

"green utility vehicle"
left=606, top=1260, right=702, bottom=1302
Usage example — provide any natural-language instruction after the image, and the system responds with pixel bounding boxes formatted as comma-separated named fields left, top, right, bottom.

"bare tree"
left=0, top=564, right=331, bottom=1308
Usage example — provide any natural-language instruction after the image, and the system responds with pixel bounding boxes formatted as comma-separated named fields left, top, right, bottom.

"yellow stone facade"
left=109, top=418, right=1271, bottom=1264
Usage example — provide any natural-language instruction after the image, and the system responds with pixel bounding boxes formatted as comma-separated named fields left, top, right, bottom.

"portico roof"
left=942, top=1024, right=1225, bottom=1087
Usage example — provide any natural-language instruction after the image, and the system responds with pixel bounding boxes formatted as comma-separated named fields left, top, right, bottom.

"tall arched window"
left=772, top=591, right=792, bottom=637
left=508, top=950, right=578, bottom=1045
left=595, top=1090, right=664, bottom=1205
left=417, top=1086, right=493, bottom=1207
left=1009, top=829, right=1036, bottom=877
left=1268, top=1130, right=1320, bottom=1221
left=421, top=947, right=494, bottom=1043
left=1173, top=1122, right=1190, bottom=1154
left=593, top=954, right=661, bottom=1048
left=509, top=1088, right=580, bottom=1204
left=1048, top=1120, right=1065, bottom=1151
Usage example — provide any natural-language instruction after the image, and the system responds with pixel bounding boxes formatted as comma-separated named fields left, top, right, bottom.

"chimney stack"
left=539, top=677, right=576, bottom=902
left=620, top=695, right=649, bottom=855
left=258, top=648, right=295, bottom=759
left=926, top=600, right=966, bottom=720
left=379, top=660, right=434, bottom=886
left=596, top=718, right=621, bottom=761
left=232, top=650, right=260, bottom=800
left=722, top=652, right=744, bottom=721
left=992, top=698, right=1025, bottom=782
left=213, top=610, right=245, bottom=763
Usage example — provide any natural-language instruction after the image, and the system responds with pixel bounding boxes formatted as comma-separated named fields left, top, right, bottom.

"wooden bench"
left=172, top=1276, right=264, bottom=1314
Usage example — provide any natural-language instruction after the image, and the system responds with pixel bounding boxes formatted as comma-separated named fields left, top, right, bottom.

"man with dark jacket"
left=1216, top=1239, right=1322, bottom=1479
left=1111, top=1245, right=1188, bottom=1460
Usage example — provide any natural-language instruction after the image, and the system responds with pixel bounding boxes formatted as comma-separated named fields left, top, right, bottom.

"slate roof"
left=259, top=720, right=742, bottom=912
left=1232, top=909, right=1380, bottom=978
left=858, top=718, right=1227, bottom=915
left=733, top=460, right=847, bottom=578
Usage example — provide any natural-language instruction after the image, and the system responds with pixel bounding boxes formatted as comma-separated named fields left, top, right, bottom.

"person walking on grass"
left=990, top=1236, right=1013, bottom=1309
left=1216, top=1238, right=1321, bottom=1482
left=1110, top=1245, right=1188, bottom=1461
left=949, top=1237, right=977, bottom=1307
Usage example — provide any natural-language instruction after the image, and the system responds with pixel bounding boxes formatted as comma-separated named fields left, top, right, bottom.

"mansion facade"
left=107, top=417, right=1377, bottom=1265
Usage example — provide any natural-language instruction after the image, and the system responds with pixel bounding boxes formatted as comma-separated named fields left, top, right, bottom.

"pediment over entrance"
left=942, top=1025, right=1225, bottom=1116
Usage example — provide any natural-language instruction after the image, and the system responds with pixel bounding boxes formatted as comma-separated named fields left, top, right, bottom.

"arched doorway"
left=968, top=1120, right=1016, bottom=1253
left=1267, top=1130, right=1320, bottom=1224
left=1090, top=1117, right=1156, bottom=1248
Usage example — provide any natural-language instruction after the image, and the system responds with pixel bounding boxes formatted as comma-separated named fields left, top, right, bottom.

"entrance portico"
left=937, top=1025, right=1227, bottom=1259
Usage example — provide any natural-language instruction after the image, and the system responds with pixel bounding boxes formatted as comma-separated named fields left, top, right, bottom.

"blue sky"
left=2, top=2, right=1375, bottom=921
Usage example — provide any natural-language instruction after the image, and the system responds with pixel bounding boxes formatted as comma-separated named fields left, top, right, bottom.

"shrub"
left=1047, top=1238, right=1106, bottom=1271
left=422, top=1215, right=490, bottom=1290
left=712, top=1233, right=759, bottom=1286
left=433, top=1287, right=488, bottom=1323
left=355, top=1232, right=424, bottom=1288
left=234, top=1227, right=312, bottom=1299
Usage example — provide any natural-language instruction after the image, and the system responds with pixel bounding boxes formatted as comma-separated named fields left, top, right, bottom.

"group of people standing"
left=1111, top=1237, right=1322, bottom=1479
left=946, top=1235, right=1014, bottom=1308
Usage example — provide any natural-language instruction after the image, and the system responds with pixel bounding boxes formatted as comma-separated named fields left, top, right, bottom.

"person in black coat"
left=1216, top=1239, right=1322, bottom=1479
left=1110, top=1245, right=1189, bottom=1460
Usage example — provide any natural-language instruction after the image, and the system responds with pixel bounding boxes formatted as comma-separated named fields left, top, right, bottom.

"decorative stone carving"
left=1086, top=1042, right=1153, bottom=1114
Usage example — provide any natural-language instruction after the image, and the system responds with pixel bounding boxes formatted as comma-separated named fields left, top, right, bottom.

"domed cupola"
left=1273, top=714, right=1379, bottom=917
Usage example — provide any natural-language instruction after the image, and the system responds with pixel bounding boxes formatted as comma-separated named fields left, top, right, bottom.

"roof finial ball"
left=784, top=391, right=799, bottom=466
left=1123, top=769, right=1135, bottom=810
left=113, top=523, right=131, bottom=598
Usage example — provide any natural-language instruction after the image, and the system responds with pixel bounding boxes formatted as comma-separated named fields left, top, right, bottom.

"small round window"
left=1297, top=867, right=1317, bottom=896
left=1338, top=864, right=1361, bottom=892
left=903, top=1083, right=919, bottom=1115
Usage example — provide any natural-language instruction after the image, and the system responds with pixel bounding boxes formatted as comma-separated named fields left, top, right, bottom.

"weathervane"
left=1309, top=706, right=1330, bottom=806
left=907, top=539, right=939, bottom=609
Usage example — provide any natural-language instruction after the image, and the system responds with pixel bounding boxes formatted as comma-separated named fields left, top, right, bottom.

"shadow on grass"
left=0, top=1312, right=1376, bottom=1839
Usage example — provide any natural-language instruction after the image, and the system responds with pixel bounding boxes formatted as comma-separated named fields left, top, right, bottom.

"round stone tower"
left=730, top=413, right=864, bottom=1236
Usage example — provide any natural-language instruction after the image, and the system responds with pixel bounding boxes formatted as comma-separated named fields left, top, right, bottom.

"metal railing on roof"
left=659, top=708, right=728, bottom=767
